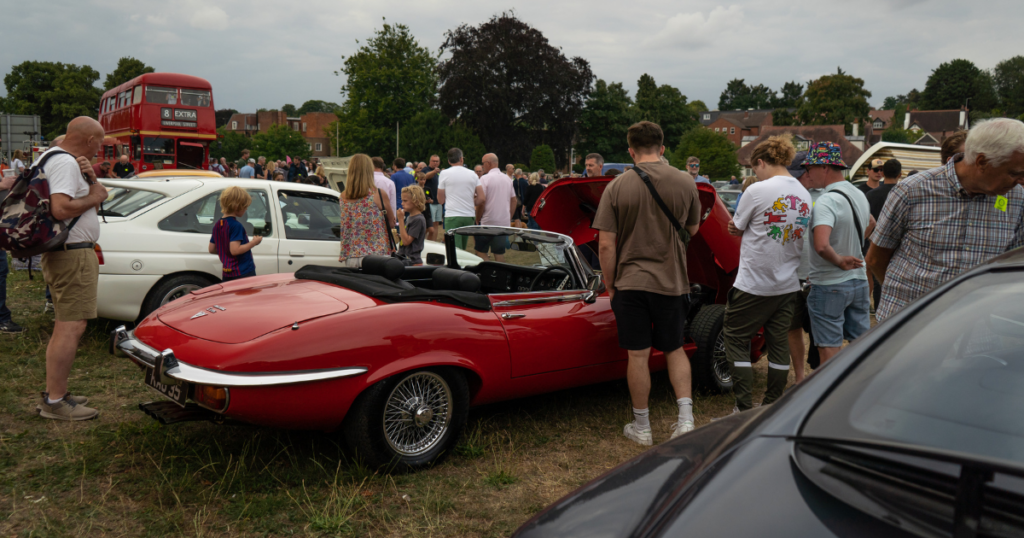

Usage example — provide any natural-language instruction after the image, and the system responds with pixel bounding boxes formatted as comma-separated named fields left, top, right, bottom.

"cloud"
left=189, top=4, right=228, bottom=31
left=646, top=5, right=744, bottom=48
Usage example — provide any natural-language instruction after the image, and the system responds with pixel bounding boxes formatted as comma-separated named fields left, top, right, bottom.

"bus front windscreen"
left=143, top=137, right=175, bottom=164
left=146, top=86, right=178, bottom=105
left=180, top=90, right=211, bottom=107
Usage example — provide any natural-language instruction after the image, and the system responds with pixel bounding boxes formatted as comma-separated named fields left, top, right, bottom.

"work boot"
left=38, top=393, right=98, bottom=421
left=37, top=392, right=89, bottom=413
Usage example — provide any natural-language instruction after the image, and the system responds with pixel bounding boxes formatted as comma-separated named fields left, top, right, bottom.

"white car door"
left=273, top=187, right=344, bottom=272
left=165, top=187, right=280, bottom=277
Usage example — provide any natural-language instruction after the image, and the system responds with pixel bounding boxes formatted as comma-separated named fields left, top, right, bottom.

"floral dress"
left=339, top=192, right=389, bottom=261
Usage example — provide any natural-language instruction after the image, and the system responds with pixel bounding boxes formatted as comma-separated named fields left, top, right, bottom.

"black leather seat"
left=361, top=255, right=405, bottom=281
left=432, top=267, right=481, bottom=293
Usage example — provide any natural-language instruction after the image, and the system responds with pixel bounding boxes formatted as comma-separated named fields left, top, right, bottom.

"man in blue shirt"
left=685, top=156, right=711, bottom=183
left=390, top=158, right=415, bottom=209
left=238, top=158, right=255, bottom=178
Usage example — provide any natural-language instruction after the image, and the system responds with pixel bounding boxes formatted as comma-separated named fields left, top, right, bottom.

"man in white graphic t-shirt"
left=721, top=136, right=811, bottom=416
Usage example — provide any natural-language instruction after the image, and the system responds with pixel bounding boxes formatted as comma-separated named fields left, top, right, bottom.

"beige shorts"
left=42, top=249, right=99, bottom=322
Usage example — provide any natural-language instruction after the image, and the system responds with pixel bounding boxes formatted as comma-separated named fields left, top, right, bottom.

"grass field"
left=0, top=254, right=787, bottom=537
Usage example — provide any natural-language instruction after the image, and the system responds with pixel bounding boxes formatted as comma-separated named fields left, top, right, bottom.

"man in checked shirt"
left=867, top=118, right=1024, bottom=321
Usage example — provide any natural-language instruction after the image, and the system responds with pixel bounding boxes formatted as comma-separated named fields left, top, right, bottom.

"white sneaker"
left=712, top=406, right=740, bottom=422
left=623, top=422, right=653, bottom=446
left=669, top=421, right=695, bottom=440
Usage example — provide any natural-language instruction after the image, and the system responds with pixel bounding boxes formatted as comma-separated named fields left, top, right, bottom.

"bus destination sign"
left=161, top=108, right=198, bottom=128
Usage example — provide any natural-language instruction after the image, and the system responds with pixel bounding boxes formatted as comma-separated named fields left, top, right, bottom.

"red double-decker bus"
left=97, top=72, right=216, bottom=173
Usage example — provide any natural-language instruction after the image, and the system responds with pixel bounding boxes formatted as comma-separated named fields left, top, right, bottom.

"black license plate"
left=144, top=367, right=189, bottom=407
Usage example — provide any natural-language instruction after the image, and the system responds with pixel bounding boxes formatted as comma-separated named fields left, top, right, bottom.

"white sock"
left=632, top=408, right=650, bottom=430
left=677, top=397, right=694, bottom=423
left=46, top=396, right=63, bottom=405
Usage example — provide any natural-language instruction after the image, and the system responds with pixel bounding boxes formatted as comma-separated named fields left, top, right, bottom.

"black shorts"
left=611, top=290, right=689, bottom=352
left=473, top=235, right=507, bottom=255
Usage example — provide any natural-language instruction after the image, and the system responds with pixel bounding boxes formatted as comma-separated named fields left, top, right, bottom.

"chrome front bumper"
left=111, top=326, right=368, bottom=387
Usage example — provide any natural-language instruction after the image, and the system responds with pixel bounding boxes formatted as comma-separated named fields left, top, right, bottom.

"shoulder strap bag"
left=824, top=189, right=865, bottom=256
left=633, top=165, right=691, bottom=249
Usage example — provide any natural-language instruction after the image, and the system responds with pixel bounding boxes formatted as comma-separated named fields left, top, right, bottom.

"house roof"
left=736, top=125, right=864, bottom=166
left=868, top=109, right=894, bottom=126
left=715, top=111, right=772, bottom=130
left=908, top=109, right=964, bottom=133
left=226, top=113, right=256, bottom=128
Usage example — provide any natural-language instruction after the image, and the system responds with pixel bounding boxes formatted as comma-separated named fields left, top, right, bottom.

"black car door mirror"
left=426, top=253, right=445, bottom=266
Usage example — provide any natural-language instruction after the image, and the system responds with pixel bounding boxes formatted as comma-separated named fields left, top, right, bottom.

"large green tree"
left=994, top=55, right=1024, bottom=117
left=103, top=57, right=154, bottom=90
left=297, top=100, right=340, bottom=115
left=281, top=104, right=297, bottom=116
left=1, top=61, right=103, bottom=140
left=773, top=81, right=804, bottom=109
left=634, top=74, right=697, bottom=147
left=797, top=67, right=871, bottom=134
left=438, top=12, right=593, bottom=168
left=718, top=78, right=776, bottom=110
left=335, top=21, right=437, bottom=159
left=575, top=79, right=635, bottom=164
left=671, top=127, right=740, bottom=180
left=399, top=108, right=485, bottom=167
left=919, top=59, right=998, bottom=112
left=251, top=124, right=312, bottom=161
left=210, top=127, right=252, bottom=162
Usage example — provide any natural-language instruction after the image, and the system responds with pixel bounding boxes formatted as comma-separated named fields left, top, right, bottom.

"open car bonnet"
left=157, top=280, right=349, bottom=344
left=531, top=176, right=740, bottom=273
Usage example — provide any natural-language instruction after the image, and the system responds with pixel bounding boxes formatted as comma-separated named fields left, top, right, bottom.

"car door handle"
left=289, top=251, right=305, bottom=257
left=501, top=313, right=525, bottom=320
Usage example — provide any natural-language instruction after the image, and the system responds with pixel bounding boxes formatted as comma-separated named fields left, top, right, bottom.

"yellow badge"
left=995, top=195, right=1008, bottom=212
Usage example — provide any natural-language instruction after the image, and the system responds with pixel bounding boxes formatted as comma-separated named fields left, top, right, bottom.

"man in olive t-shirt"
left=593, top=121, right=702, bottom=446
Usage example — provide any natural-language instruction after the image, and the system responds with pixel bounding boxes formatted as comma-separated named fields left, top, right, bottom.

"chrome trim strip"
left=493, top=291, right=594, bottom=308
left=113, top=326, right=368, bottom=387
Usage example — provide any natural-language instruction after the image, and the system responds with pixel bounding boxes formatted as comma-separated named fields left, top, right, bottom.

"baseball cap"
left=869, top=158, right=884, bottom=169
left=787, top=151, right=808, bottom=178
left=248, top=158, right=255, bottom=163
left=802, top=142, right=849, bottom=169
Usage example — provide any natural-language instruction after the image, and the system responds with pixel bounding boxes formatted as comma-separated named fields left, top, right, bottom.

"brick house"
left=736, top=125, right=864, bottom=177
left=703, top=110, right=773, bottom=147
left=224, top=111, right=335, bottom=156
left=864, top=108, right=967, bottom=147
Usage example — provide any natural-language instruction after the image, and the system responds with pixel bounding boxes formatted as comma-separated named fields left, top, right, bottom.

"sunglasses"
left=688, top=164, right=700, bottom=168
left=870, top=167, right=883, bottom=172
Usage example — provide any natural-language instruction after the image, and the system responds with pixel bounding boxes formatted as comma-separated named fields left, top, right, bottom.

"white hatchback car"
left=95, top=176, right=481, bottom=321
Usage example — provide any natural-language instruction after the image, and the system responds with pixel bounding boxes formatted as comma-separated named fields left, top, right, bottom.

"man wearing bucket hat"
left=801, top=142, right=875, bottom=364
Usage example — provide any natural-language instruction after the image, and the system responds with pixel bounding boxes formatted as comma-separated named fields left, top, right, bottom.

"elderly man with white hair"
left=867, top=118, right=1024, bottom=321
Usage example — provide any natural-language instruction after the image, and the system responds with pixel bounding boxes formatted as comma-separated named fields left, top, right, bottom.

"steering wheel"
left=529, top=266, right=573, bottom=291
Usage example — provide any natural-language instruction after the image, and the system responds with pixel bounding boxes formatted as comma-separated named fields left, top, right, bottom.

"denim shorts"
left=428, top=204, right=443, bottom=223
left=807, top=279, right=870, bottom=347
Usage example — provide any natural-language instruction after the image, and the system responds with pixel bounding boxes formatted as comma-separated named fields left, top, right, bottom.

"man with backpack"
left=593, top=121, right=702, bottom=445
left=801, top=142, right=875, bottom=364
left=0, top=171, right=24, bottom=333
left=36, top=117, right=108, bottom=420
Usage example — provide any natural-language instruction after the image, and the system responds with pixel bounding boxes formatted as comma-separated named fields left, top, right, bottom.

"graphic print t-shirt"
left=210, top=216, right=255, bottom=278
left=731, top=175, right=812, bottom=296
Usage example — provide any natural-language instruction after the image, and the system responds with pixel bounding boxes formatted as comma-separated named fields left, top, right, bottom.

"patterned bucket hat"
left=802, top=141, right=848, bottom=169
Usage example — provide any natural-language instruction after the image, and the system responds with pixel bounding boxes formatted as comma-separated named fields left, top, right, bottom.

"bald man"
left=475, top=153, right=517, bottom=261
left=37, top=117, right=108, bottom=421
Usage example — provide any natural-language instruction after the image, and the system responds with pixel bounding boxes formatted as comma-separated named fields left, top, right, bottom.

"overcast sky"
left=3, top=0, right=1021, bottom=114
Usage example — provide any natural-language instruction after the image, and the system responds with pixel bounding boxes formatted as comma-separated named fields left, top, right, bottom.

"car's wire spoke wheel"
left=713, top=331, right=732, bottom=385
left=383, top=372, right=453, bottom=457
left=161, top=284, right=203, bottom=306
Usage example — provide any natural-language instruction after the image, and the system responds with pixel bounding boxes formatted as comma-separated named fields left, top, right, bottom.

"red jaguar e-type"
left=112, top=179, right=757, bottom=470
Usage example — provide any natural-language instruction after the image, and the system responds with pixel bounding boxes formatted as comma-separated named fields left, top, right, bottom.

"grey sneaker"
left=38, top=393, right=98, bottom=421
left=37, top=392, right=89, bottom=413
left=623, top=422, right=653, bottom=446
left=669, top=420, right=695, bottom=440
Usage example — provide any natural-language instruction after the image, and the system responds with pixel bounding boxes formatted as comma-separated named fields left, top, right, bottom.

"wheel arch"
left=137, top=270, right=222, bottom=321
left=362, top=356, right=486, bottom=403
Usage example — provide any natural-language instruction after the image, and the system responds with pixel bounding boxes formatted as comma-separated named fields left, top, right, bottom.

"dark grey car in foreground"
left=514, top=250, right=1024, bottom=538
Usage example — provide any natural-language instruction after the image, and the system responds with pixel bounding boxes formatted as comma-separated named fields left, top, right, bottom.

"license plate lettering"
left=144, top=367, right=189, bottom=407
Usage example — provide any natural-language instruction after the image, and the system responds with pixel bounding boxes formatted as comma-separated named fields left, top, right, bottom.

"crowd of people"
left=4, top=112, right=1024, bottom=431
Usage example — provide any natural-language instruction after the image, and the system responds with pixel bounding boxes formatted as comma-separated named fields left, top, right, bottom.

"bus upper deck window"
left=146, top=86, right=177, bottom=105
left=180, top=90, right=211, bottom=107
left=133, top=86, right=143, bottom=105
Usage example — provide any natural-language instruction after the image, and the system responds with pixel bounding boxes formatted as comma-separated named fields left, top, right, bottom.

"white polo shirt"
left=438, top=165, right=480, bottom=218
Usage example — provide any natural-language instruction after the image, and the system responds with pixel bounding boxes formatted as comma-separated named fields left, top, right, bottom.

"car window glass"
left=454, top=228, right=581, bottom=290
left=277, top=190, right=341, bottom=241
left=102, top=187, right=166, bottom=217
left=159, top=189, right=273, bottom=237
left=803, top=273, right=1024, bottom=464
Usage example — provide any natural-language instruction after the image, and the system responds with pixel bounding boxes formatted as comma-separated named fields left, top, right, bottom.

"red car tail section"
left=532, top=177, right=741, bottom=296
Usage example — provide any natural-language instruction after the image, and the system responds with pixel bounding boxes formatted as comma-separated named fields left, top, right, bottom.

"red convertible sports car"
left=113, top=178, right=759, bottom=470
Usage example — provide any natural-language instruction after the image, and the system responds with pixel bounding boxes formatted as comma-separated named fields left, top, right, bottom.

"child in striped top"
left=207, top=186, right=261, bottom=281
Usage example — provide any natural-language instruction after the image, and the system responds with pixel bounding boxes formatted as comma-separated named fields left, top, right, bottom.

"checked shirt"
left=872, top=155, right=1024, bottom=321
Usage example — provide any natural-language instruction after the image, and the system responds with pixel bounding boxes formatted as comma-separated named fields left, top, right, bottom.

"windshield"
left=803, top=272, right=1024, bottom=465
left=180, top=89, right=211, bottom=107
left=102, top=188, right=167, bottom=217
left=146, top=86, right=177, bottom=105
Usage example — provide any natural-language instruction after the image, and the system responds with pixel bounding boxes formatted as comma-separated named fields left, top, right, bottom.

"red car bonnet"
left=531, top=176, right=740, bottom=273
left=157, top=280, right=350, bottom=344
